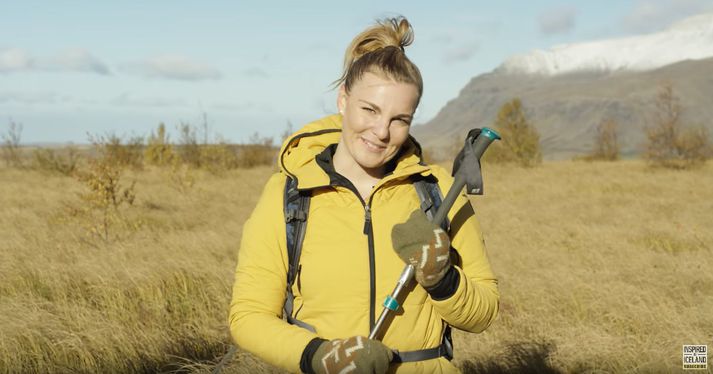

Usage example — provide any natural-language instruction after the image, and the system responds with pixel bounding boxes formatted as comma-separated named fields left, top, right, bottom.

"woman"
left=229, top=16, right=499, bottom=374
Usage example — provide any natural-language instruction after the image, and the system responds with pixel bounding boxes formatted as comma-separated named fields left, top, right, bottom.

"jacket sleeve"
left=429, top=167, right=500, bottom=333
left=229, top=173, right=319, bottom=373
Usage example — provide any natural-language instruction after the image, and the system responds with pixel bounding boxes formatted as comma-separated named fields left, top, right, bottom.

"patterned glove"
left=391, top=209, right=452, bottom=288
left=311, top=336, right=392, bottom=374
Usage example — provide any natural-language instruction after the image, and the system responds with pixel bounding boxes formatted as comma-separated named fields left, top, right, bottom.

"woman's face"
left=337, top=72, right=420, bottom=174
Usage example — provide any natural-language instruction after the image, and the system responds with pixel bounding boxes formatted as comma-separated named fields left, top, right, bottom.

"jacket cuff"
left=300, top=337, right=328, bottom=374
left=425, top=266, right=460, bottom=301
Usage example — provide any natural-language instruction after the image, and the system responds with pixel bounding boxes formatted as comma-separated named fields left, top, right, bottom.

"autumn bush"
left=236, top=132, right=275, bottom=169
left=644, top=84, right=711, bottom=169
left=577, top=118, right=621, bottom=162
left=70, top=157, right=139, bottom=242
left=484, top=98, right=542, bottom=167
left=89, top=133, right=144, bottom=169
left=32, top=146, right=80, bottom=176
left=145, top=123, right=176, bottom=166
left=1, top=120, right=24, bottom=168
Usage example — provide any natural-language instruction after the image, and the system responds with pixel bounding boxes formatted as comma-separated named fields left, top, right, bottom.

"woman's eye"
left=362, top=107, right=375, bottom=113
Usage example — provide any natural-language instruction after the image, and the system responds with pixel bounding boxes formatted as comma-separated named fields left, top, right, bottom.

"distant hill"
left=413, top=13, right=713, bottom=160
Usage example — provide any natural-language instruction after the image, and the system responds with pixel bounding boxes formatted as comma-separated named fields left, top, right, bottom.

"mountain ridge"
left=413, top=57, right=713, bottom=160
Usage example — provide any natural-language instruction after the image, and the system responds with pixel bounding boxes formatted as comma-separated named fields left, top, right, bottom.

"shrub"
left=579, top=118, right=620, bottom=161
left=72, top=157, right=138, bottom=242
left=200, top=142, right=239, bottom=175
left=168, top=158, right=195, bottom=194
left=176, top=122, right=201, bottom=168
left=89, top=133, right=144, bottom=169
left=237, top=132, right=275, bottom=168
left=32, top=146, right=79, bottom=176
left=643, top=84, right=711, bottom=169
left=2, top=120, right=23, bottom=167
left=485, top=98, right=542, bottom=167
left=144, top=123, right=176, bottom=167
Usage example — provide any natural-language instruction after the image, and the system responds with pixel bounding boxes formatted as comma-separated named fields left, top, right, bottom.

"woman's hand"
left=391, top=209, right=452, bottom=288
left=311, top=336, right=392, bottom=374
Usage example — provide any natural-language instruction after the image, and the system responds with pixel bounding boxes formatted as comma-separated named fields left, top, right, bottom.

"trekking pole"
left=369, top=127, right=501, bottom=340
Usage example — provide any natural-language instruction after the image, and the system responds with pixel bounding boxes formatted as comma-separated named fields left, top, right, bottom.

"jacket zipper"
left=363, top=204, right=376, bottom=333
left=335, top=183, right=377, bottom=334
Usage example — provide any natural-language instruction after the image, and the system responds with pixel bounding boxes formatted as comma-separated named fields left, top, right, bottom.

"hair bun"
left=350, top=16, right=414, bottom=61
left=333, top=15, right=422, bottom=100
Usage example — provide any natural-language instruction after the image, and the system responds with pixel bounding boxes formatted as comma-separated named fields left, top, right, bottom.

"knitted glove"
left=391, top=209, right=452, bottom=288
left=311, top=336, right=392, bottom=374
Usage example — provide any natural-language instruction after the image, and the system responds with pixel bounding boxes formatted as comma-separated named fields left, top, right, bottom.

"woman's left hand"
left=391, top=210, right=452, bottom=288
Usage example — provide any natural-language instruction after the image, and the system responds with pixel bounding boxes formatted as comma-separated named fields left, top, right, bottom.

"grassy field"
left=0, top=159, right=711, bottom=373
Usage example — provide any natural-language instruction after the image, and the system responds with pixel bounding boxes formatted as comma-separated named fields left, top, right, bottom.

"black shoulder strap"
left=283, top=176, right=315, bottom=331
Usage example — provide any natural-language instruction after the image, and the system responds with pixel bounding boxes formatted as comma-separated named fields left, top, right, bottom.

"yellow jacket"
left=229, top=114, right=499, bottom=373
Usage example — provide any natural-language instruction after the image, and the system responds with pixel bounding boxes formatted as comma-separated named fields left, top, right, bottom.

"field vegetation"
left=2, top=97, right=711, bottom=372
left=1, top=146, right=710, bottom=372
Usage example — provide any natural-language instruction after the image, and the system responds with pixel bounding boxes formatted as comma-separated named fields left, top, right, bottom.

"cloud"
left=431, top=33, right=454, bottom=45
left=0, top=91, right=70, bottom=104
left=210, top=101, right=273, bottom=113
left=0, top=48, right=33, bottom=73
left=45, top=48, right=111, bottom=75
left=110, top=93, right=188, bottom=108
left=539, top=6, right=577, bottom=35
left=623, top=0, right=713, bottom=33
left=124, top=55, right=222, bottom=81
left=243, top=67, right=269, bottom=78
left=443, top=41, right=480, bottom=64
left=1, top=47, right=110, bottom=75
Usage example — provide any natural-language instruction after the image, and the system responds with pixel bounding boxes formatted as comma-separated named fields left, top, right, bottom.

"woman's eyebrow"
left=358, top=99, right=413, bottom=119
left=358, top=99, right=379, bottom=109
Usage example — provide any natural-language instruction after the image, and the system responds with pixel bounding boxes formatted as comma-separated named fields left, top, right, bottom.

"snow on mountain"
left=498, top=13, right=713, bottom=76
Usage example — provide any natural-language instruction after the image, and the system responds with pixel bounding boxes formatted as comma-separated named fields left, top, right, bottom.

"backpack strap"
left=283, top=176, right=316, bottom=332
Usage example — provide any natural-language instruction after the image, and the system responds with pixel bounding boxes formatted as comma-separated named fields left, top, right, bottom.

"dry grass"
left=0, top=159, right=711, bottom=373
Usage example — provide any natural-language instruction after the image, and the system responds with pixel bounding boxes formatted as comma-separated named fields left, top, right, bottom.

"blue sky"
left=2, top=0, right=712, bottom=144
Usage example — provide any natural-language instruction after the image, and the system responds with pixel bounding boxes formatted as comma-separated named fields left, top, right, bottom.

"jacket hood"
left=278, top=114, right=430, bottom=190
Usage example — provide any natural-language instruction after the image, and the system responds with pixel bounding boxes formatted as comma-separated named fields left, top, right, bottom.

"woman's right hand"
left=311, top=336, right=392, bottom=374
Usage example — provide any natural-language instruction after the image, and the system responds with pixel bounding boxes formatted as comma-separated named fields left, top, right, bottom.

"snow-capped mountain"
left=413, top=13, right=713, bottom=159
left=498, top=13, right=713, bottom=76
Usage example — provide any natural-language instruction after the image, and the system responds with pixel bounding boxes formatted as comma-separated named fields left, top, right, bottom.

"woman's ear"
left=337, top=84, right=347, bottom=115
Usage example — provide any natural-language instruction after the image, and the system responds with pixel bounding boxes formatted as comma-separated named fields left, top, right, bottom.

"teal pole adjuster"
left=383, top=296, right=399, bottom=311
left=481, top=127, right=501, bottom=141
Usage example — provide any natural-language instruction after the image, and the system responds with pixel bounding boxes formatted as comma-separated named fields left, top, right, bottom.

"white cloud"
left=623, top=0, right=713, bottom=33
left=0, top=48, right=33, bottom=73
left=443, top=41, right=480, bottom=64
left=0, top=91, right=70, bottom=104
left=0, top=47, right=110, bottom=75
left=46, top=48, right=111, bottom=75
left=210, top=101, right=273, bottom=113
left=431, top=33, right=455, bottom=45
left=125, top=55, right=222, bottom=81
left=539, top=6, right=577, bottom=35
left=110, top=93, right=188, bottom=108
left=243, top=67, right=269, bottom=78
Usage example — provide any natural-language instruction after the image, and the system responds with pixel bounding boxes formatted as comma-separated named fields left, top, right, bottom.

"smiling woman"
left=229, top=15, right=499, bottom=374
left=335, top=72, right=418, bottom=199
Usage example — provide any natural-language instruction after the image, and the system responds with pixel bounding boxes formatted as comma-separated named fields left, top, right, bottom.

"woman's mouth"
left=361, top=137, right=387, bottom=152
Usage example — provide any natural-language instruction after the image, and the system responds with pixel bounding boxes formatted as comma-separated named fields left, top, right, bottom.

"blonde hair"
left=334, top=16, right=423, bottom=103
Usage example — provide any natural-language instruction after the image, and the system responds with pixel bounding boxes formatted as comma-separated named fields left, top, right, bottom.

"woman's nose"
left=371, top=118, right=390, bottom=140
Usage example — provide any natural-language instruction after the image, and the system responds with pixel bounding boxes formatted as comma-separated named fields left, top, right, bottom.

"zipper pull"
left=363, top=205, right=371, bottom=235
